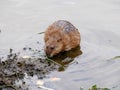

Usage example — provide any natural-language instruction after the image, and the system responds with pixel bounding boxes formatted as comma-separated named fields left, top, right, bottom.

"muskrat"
left=44, top=20, right=81, bottom=57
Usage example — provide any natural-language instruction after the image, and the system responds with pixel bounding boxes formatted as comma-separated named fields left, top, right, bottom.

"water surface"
left=0, top=0, right=120, bottom=90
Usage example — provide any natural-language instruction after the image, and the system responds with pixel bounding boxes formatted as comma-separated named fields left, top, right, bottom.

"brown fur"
left=44, top=20, right=80, bottom=57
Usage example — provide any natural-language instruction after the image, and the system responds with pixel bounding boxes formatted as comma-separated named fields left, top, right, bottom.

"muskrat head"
left=45, top=37, right=64, bottom=57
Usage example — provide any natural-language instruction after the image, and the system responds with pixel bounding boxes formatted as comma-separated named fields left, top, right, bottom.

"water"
left=0, top=0, right=120, bottom=90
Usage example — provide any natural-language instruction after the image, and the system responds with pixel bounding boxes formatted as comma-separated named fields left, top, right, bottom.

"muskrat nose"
left=46, top=49, right=50, bottom=55
left=46, top=52, right=53, bottom=57
left=45, top=52, right=50, bottom=57
left=45, top=45, right=55, bottom=57
left=45, top=48, right=52, bottom=57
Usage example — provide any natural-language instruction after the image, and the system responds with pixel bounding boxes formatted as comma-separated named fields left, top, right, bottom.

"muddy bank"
left=0, top=49, right=58, bottom=90
left=0, top=45, right=82, bottom=90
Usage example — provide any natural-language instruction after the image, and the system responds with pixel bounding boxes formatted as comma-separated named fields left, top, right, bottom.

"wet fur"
left=44, top=20, right=80, bottom=57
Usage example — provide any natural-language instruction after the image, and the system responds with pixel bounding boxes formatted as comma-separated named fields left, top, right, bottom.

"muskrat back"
left=44, top=20, right=81, bottom=57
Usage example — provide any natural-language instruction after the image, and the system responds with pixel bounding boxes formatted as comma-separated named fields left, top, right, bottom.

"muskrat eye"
left=50, top=47, right=55, bottom=50
left=46, top=46, right=49, bottom=49
left=57, top=38, right=62, bottom=42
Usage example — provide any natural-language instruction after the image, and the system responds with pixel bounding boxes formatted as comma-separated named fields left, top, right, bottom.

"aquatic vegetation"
left=38, top=32, right=45, bottom=34
left=106, top=56, right=120, bottom=61
left=80, top=85, right=110, bottom=90
left=109, top=56, right=120, bottom=60
left=88, top=85, right=110, bottom=90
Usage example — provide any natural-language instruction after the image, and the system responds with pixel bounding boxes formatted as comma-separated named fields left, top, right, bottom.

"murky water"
left=0, top=0, right=120, bottom=90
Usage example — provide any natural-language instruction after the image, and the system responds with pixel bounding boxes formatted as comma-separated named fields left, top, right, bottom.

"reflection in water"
left=50, top=46, right=82, bottom=71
